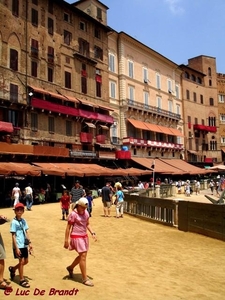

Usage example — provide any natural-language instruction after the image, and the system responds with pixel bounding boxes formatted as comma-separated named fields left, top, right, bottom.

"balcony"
left=80, top=132, right=93, bottom=143
left=193, top=124, right=217, bottom=133
left=0, top=121, right=14, bottom=133
left=96, top=134, right=106, bottom=143
left=116, top=150, right=131, bottom=159
left=127, top=99, right=181, bottom=121
left=73, top=51, right=98, bottom=66
left=123, top=137, right=183, bottom=150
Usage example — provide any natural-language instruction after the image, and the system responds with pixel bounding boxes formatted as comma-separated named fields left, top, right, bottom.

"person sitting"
left=38, top=188, right=46, bottom=204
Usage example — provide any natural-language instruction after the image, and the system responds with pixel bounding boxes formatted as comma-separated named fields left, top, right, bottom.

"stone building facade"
left=108, top=31, right=184, bottom=163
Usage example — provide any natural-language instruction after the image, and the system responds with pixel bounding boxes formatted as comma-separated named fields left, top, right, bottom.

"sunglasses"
left=15, top=208, right=24, bottom=211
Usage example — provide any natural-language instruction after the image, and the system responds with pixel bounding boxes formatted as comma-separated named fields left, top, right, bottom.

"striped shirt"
left=70, top=187, right=84, bottom=203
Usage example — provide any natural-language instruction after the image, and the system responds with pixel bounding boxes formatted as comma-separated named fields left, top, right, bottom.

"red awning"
left=193, top=124, right=217, bottom=133
left=0, top=121, right=14, bottom=133
left=31, top=98, right=79, bottom=116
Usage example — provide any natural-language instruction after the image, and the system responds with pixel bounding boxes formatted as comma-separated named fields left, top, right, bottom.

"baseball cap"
left=75, top=197, right=88, bottom=208
left=75, top=180, right=80, bottom=184
left=15, top=203, right=25, bottom=210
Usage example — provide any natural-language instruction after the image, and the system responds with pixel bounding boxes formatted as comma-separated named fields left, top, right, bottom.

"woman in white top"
left=12, top=183, right=21, bottom=208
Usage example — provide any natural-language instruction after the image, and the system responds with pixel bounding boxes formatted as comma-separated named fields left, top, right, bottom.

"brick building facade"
left=0, top=0, right=114, bottom=162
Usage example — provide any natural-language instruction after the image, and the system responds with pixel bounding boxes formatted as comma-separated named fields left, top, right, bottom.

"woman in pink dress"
left=64, top=197, right=97, bottom=287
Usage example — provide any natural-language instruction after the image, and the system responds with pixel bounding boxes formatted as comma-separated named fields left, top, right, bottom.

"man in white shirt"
left=138, top=181, right=145, bottom=189
left=12, top=183, right=21, bottom=208
left=25, top=183, right=33, bottom=211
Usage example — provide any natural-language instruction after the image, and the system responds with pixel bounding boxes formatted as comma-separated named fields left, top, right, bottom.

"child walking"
left=9, top=203, right=32, bottom=288
left=64, top=197, right=97, bottom=287
left=86, top=191, right=94, bottom=217
left=115, top=186, right=125, bottom=218
left=60, top=190, right=70, bottom=220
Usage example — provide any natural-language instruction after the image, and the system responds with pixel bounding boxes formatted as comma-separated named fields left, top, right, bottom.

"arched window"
left=191, top=74, right=196, bottom=81
left=184, top=72, right=189, bottom=79
left=210, top=140, right=217, bottom=151
left=208, top=116, right=216, bottom=127
left=197, top=77, right=202, bottom=84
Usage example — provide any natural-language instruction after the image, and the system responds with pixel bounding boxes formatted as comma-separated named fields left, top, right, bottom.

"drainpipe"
left=25, top=0, right=28, bottom=103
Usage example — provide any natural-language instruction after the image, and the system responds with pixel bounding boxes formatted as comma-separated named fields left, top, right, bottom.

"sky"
left=67, top=0, right=225, bottom=73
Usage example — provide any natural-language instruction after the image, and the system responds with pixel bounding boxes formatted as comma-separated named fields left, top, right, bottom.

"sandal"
left=66, top=266, right=73, bottom=278
left=8, top=266, right=15, bottom=280
left=20, top=280, right=30, bottom=288
left=0, top=280, right=11, bottom=290
left=83, top=279, right=94, bottom=287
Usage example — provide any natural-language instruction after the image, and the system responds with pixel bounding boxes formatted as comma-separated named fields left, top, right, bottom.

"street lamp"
left=150, top=159, right=155, bottom=197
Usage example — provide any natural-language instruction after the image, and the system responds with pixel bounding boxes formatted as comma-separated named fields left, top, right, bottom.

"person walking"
left=64, top=197, right=97, bottom=287
left=12, top=183, right=22, bottom=209
left=86, top=191, right=94, bottom=217
left=215, top=181, right=220, bottom=197
left=115, top=186, right=125, bottom=218
left=70, top=180, right=85, bottom=205
left=25, top=183, right=33, bottom=211
left=60, top=190, right=70, bottom=220
left=195, top=180, right=200, bottom=195
left=209, top=180, right=215, bottom=195
left=185, top=182, right=191, bottom=197
left=101, top=182, right=113, bottom=217
left=114, top=179, right=122, bottom=192
left=9, top=203, right=33, bottom=288
left=0, top=215, right=11, bottom=290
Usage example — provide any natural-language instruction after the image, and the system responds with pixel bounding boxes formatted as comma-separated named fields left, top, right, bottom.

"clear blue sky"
left=67, top=0, right=225, bottom=73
